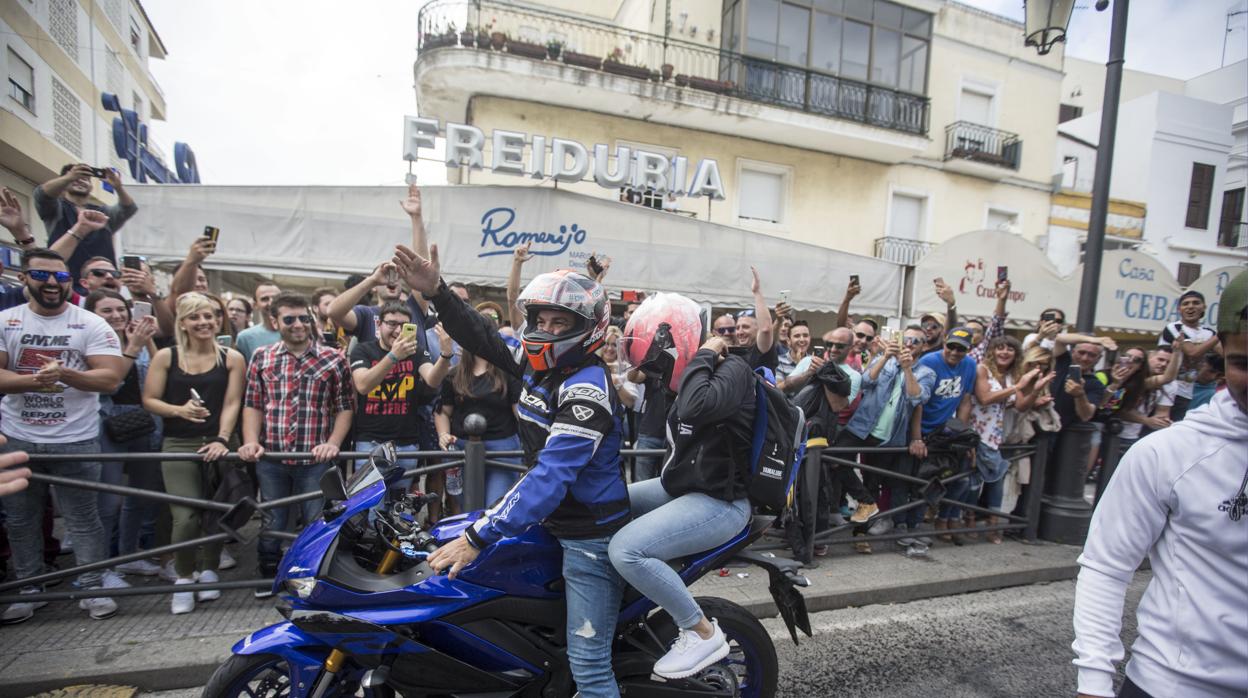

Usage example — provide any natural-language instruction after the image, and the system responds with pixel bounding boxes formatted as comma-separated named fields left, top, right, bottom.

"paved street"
left=766, top=574, right=1148, bottom=698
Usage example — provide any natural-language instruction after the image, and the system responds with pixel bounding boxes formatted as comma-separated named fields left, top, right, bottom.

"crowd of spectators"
left=0, top=169, right=1230, bottom=626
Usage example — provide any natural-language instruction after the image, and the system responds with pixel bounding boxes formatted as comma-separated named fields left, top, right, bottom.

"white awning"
left=120, top=184, right=905, bottom=315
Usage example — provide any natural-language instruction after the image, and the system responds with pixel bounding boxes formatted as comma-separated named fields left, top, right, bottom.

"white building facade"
left=1, top=0, right=179, bottom=243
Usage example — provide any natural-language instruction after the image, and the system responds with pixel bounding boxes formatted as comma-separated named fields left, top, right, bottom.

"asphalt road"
left=140, top=574, right=1148, bottom=698
left=764, top=573, right=1149, bottom=698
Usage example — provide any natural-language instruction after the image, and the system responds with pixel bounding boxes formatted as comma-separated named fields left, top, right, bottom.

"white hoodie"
left=1072, top=391, right=1248, bottom=697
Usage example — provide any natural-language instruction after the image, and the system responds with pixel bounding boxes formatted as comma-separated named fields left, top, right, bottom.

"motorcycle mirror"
left=319, top=467, right=348, bottom=504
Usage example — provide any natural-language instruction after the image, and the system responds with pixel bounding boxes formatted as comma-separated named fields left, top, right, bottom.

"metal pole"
left=1075, top=0, right=1129, bottom=332
left=1024, top=432, right=1051, bottom=542
left=461, top=413, right=488, bottom=511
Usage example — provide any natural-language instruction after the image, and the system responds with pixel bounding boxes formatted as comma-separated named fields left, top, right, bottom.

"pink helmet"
left=621, top=293, right=704, bottom=393
left=516, top=269, right=609, bottom=371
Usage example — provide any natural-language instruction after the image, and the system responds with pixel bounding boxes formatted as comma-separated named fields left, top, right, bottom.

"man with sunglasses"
left=79, top=257, right=123, bottom=295
left=239, top=293, right=354, bottom=583
left=0, top=248, right=127, bottom=623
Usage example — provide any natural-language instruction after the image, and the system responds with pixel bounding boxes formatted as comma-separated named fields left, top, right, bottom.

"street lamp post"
left=1025, top=0, right=1130, bottom=545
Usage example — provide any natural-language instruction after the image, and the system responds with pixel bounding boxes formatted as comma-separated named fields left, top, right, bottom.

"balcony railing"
left=417, top=0, right=930, bottom=136
left=943, top=121, right=1022, bottom=170
left=1218, top=220, right=1246, bottom=248
left=874, top=236, right=935, bottom=266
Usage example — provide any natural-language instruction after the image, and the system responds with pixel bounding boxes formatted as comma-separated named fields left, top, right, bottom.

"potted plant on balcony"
left=660, top=63, right=674, bottom=81
left=506, top=37, right=548, bottom=59
left=422, top=23, right=458, bottom=50
left=602, top=48, right=652, bottom=80
left=562, top=48, right=602, bottom=69
left=490, top=30, right=507, bottom=50
left=460, top=24, right=475, bottom=47
left=676, top=74, right=735, bottom=94
left=546, top=39, right=564, bottom=60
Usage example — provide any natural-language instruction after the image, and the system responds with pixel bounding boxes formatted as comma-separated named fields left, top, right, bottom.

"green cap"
left=1217, top=269, right=1248, bottom=335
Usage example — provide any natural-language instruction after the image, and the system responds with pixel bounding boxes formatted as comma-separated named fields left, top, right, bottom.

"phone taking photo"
left=850, top=274, right=860, bottom=286
left=997, top=266, right=1008, bottom=283
left=587, top=255, right=605, bottom=278
left=1066, top=365, right=1082, bottom=384
left=121, top=255, right=144, bottom=271
left=1041, top=311, right=1057, bottom=323
left=399, top=323, right=419, bottom=343
left=131, top=300, right=152, bottom=323
left=203, top=226, right=220, bottom=243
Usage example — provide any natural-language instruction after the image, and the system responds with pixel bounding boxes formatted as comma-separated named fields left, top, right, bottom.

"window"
left=7, top=49, right=34, bottom=113
left=735, top=0, right=930, bottom=92
left=888, top=192, right=925, bottom=240
left=1061, top=156, right=1078, bottom=189
left=1177, top=263, right=1202, bottom=288
left=986, top=208, right=1018, bottom=233
left=1185, top=162, right=1216, bottom=229
left=132, top=91, right=143, bottom=118
left=129, top=17, right=142, bottom=55
left=1219, top=187, right=1245, bottom=248
left=738, top=165, right=787, bottom=224
left=1058, top=103, right=1083, bottom=123
left=959, top=87, right=994, bottom=126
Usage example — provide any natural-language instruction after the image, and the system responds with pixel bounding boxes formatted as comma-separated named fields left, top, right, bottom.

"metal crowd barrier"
left=1, top=427, right=1066, bottom=605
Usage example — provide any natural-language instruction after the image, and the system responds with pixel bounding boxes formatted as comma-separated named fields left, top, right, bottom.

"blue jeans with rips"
left=609, top=478, right=749, bottom=629
left=255, top=460, right=332, bottom=565
left=560, top=536, right=625, bottom=698
left=1, top=436, right=108, bottom=589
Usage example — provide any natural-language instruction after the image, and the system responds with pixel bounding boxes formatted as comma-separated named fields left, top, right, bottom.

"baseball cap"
left=1178, top=289, right=1206, bottom=304
left=1216, top=270, right=1248, bottom=335
left=920, top=313, right=943, bottom=326
left=946, top=327, right=974, bottom=349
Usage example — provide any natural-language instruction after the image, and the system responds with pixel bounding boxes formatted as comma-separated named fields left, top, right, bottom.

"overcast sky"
left=143, top=0, right=1248, bottom=187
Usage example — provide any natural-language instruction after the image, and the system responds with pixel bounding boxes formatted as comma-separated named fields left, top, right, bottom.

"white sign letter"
left=492, top=130, right=527, bottom=175
left=551, top=139, right=590, bottom=183
left=593, top=144, right=632, bottom=188
left=631, top=151, right=670, bottom=192
left=687, top=159, right=726, bottom=200
left=530, top=135, right=547, bottom=179
left=402, top=116, right=439, bottom=162
left=669, top=156, right=689, bottom=195
left=445, top=123, right=485, bottom=169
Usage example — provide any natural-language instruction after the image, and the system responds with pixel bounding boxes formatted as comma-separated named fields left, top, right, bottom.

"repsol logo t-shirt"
left=0, top=303, right=122, bottom=442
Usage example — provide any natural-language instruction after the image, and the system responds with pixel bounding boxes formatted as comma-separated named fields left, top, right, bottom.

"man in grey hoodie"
left=1072, top=269, right=1247, bottom=698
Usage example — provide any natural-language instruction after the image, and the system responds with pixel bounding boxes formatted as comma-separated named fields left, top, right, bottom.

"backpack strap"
left=749, top=369, right=769, bottom=473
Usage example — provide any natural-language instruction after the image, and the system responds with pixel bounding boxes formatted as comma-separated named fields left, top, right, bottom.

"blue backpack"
left=745, top=368, right=808, bottom=513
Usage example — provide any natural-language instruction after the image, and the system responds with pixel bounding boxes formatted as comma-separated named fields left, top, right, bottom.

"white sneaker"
left=171, top=578, right=196, bottom=615
left=653, top=619, right=730, bottom=679
left=1, top=588, right=48, bottom=625
left=102, top=570, right=131, bottom=589
left=197, top=570, right=222, bottom=602
left=115, top=558, right=163, bottom=576
left=219, top=548, right=237, bottom=570
left=159, top=560, right=178, bottom=582
left=79, top=591, right=118, bottom=620
left=867, top=517, right=894, bottom=536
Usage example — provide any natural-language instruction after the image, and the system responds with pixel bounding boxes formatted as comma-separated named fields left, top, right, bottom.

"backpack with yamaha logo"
left=745, top=367, right=807, bottom=513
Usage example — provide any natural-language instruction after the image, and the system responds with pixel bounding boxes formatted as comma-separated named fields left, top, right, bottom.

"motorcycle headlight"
left=284, top=576, right=318, bottom=599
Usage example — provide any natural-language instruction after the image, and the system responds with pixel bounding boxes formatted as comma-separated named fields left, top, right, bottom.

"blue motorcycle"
left=205, top=445, right=811, bottom=697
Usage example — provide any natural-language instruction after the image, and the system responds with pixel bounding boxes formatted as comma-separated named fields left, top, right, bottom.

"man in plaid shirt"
left=239, top=292, right=353, bottom=584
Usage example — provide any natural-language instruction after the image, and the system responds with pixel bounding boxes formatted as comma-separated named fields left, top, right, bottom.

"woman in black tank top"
left=142, top=293, right=246, bottom=615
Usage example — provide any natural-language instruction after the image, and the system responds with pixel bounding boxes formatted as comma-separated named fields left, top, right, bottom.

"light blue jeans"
left=255, top=460, right=331, bottom=566
left=561, top=536, right=625, bottom=698
left=631, top=434, right=665, bottom=483
left=608, top=478, right=750, bottom=629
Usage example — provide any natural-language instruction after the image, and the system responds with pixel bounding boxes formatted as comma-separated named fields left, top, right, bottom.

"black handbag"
left=102, top=409, right=157, bottom=443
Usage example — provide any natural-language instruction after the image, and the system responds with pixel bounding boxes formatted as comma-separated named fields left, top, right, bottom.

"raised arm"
left=935, top=278, right=958, bottom=328
left=1144, top=343, right=1182, bottom=390
left=328, top=263, right=389, bottom=333
left=750, top=267, right=774, bottom=354
left=169, top=237, right=215, bottom=301
left=836, top=278, right=860, bottom=329
left=506, top=242, right=533, bottom=330
left=1, top=188, right=38, bottom=249
left=37, top=164, right=92, bottom=201
left=399, top=184, right=431, bottom=315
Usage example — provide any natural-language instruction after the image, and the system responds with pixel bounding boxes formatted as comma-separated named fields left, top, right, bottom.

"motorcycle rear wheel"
left=202, top=652, right=394, bottom=698
left=644, top=596, right=779, bottom=698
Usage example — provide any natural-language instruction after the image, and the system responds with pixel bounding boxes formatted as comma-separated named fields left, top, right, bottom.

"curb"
left=1, top=557, right=1080, bottom=696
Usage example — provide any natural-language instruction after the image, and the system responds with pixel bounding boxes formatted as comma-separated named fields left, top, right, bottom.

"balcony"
left=874, top=236, right=935, bottom=266
left=415, top=0, right=931, bottom=164
left=942, top=121, right=1022, bottom=180
left=1219, top=220, right=1247, bottom=248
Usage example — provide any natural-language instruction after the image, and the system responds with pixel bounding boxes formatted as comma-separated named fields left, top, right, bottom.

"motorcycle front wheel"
left=644, top=596, right=779, bottom=698
left=202, top=652, right=395, bottom=698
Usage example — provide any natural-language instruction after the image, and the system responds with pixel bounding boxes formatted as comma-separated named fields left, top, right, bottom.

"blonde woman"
left=142, top=293, right=245, bottom=615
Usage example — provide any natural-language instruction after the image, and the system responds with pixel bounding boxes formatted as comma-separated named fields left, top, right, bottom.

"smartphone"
left=385, top=267, right=400, bottom=287
left=88, top=166, right=110, bottom=178
left=779, top=289, right=790, bottom=304
left=399, top=322, right=419, bottom=343
left=203, top=226, right=220, bottom=243
left=997, top=266, right=1008, bottom=283
left=189, top=388, right=204, bottom=407
left=121, top=255, right=144, bottom=271
left=131, top=300, right=152, bottom=323
left=215, top=335, right=232, bottom=347
left=322, top=330, right=337, bottom=345
left=850, top=274, right=859, bottom=286
left=879, top=327, right=894, bottom=343
left=1066, top=365, right=1082, bottom=383
left=587, top=255, right=605, bottom=278
left=1040, top=311, right=1057, bottom=323
left=811, top=345, right=827, bottom=357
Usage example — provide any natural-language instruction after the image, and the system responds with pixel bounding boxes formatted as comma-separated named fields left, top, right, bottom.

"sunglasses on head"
left=714, top=326, right=735, bottom=336
left=855, top=331, right=875, bottom=341
left=280, top=314, right=313, bottom=326
left=27, top=269, right=72, bottom=283
left=88, top=269, right=122, bottom=279
left=735, top=309, right=755, bottom=319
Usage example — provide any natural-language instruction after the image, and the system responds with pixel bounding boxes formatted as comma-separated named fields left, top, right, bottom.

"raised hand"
left=750, top=266, right=762, bottom=295
left=512, top=241, right=533, bottom=264
left=121, top=267, right=157, bottom=297
left=934, top=278, right=955, bottom=306
left=73, top=208, right=109, bottom=234
left=400, top=183, right=422, bottom=218
left=0, top=188, right=25, bottom=232
left=774, top=301, right=793, bottom=321
left=126, top=316, right=158, bottom=353
left=995, top=280, right=1011, bottom=300
left=187, top=237, right=217, bottom=263
left=393, top=244, right=440, bottom=296
left=103, top=167, right=123, bottom=190
left=845, top=279, right=861, bottom=300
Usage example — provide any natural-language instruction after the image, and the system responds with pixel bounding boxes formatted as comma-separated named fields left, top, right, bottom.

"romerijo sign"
left=403, top=116, right=725, bottom=200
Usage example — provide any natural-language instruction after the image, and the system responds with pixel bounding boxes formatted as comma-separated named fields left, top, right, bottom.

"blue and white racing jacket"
left=427, top=281, right=630, bottom=546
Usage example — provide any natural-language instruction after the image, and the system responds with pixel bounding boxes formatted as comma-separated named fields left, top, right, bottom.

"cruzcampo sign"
left=402, top=116, right=725, bottom=200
